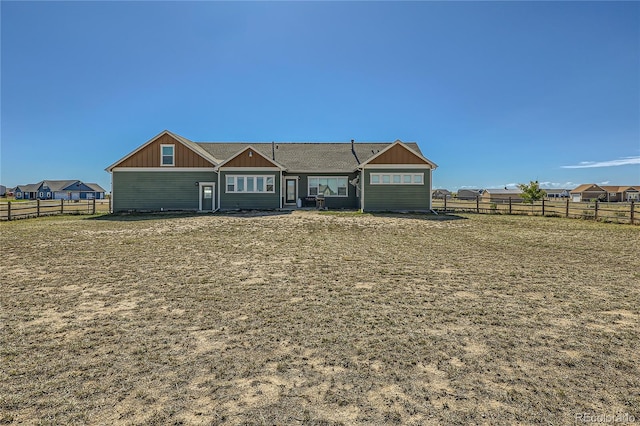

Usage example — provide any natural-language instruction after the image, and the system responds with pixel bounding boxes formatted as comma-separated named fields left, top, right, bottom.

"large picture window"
left=370, top=173, right=424, bottom=185
left=308, top=177, right=348, bottom=197
left=226, top=175, right=275, bottom=193
left=161, top=144, right=175, bottom=166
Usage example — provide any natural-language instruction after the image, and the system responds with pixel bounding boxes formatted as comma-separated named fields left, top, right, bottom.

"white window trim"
left=225, top=175, right=275, bottom=193
left=370, top=173, right=424, bottom=185
left=307, top=176, right=349, bottom=198
left=160, top=144, right=175, bottom=167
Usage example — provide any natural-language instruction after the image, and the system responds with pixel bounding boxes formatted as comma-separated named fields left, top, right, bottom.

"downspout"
left=429, top=167, right=438, bottom=215
left=279, top=169, right=283, bottom=209
left=110, top=171, right=114, bottom=213
left=216, top=167, right=221, bottom=212
left=360, top=166, right=365, bottom=212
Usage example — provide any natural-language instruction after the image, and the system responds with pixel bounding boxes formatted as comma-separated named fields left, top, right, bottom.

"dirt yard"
left=1, top=211, right=638, bottom=425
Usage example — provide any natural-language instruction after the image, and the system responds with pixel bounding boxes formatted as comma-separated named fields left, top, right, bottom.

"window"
left=161, top=144, right=175, bottom=166
left=226, top=175, right=275, bottom=193
left=39, top=192, right=44, bottom=198
left=370, top=173, right=424, bottom=185
left=308, top=177, right=348, bottom=197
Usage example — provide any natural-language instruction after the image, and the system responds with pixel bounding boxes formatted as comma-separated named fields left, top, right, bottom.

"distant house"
left=482, top=188, right=523, bottom=203
left=457, top=189, right=483, bottom=200
left=544, top=189, right=570, bottom=199
left=432, top=189, right=452, bottom=199
left=568, top=184, right=640, bottom=202
left=13, top=180, right=106, bottom=200
left=600, top=186, right=640, bottom=202
left=13, top=183, right=41, bottom=200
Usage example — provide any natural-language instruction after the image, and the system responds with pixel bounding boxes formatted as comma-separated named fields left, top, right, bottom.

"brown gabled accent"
left=114, top=133, right=214, bottom=168
left=107, top=131, right=216, bottom=170
left=220, top=146, right=281, bottom=168
left=368, top=143, right=431, bottom=165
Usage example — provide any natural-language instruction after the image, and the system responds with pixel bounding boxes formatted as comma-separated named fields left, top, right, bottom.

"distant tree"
left=518, top=180, right=546, bottom=203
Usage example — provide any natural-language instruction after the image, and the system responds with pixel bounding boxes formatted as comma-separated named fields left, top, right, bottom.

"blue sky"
left=1, top=1, right=638, bottom=192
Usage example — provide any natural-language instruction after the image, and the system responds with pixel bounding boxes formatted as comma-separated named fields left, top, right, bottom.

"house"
left=13, top=183, right=41, bottom=200
left=106, top=130, right=438, bottom=213
left=544, top=189, right=570, bottom=199
left=432, top=189, right=452, bottom=199
left=569, top=184, right=607, bottom=202
left=456, top=189, right=483, bottom=200
left=600, top=186, right=640, bottom=202
left=13, top=180, right=106, bottom=200
left=481, top=188, right=524, bottom=203
left=0, top=185, right=6, bottom=197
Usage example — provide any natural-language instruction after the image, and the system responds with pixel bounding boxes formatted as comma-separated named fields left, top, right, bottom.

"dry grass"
left=1, top=211, right=639, bottom=425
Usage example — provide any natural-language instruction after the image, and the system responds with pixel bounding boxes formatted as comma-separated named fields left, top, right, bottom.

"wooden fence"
left=0, top=199, right=110, bottom=221
left=433, top=197, right=639, bottom=225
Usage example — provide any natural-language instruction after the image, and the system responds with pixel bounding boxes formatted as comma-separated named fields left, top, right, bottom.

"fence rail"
left=433, top=197, right=638, bottom=225
left=0, top=199, right=110, bottom=221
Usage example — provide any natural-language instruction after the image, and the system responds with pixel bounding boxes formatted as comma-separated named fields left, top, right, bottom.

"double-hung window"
left=161, top=144, right=175, bottom=166
left=308, top=177, right=348, bottom=197
left=226, top=175, right=275, bottom=193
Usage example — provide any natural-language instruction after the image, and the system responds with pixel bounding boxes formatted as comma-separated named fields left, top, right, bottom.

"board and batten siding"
left=368, top=144, right=428, bottom=165
left=219, top=170, right=281, bottom=210
left=362, top=168, right=431, bottom=212
left=294, top=173, right=360, bottom=209
left=116, top=134, right=214, bottom=168
left=113, top=171, right=216, bottom=212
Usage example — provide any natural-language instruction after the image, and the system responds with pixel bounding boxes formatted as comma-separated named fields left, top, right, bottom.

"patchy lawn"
left=1, top=211, right=638, bottom=425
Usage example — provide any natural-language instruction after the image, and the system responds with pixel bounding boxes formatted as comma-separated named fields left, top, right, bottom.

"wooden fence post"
left=443, top=196, right=447, bottom=213
left=92, top=198, right=96, bottom=215
left=61, top=199, right=64, bottom=214
left=7, top=201, right=11, bottom=221
left=594, top=201, right=598, bottom=220
left=37, top=199, right=40, bottom=217
left=566, top=198, right=569, bottom=218
left=476, top=196, right=480, bottom=214
left=631, top=201, right=635, bottom=224
left=509, top=197, right=512, bottom=215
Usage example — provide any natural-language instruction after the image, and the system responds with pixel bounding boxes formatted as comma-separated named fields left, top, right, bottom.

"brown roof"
left=570, top=184, right=605, bottom=193
left=571, top=184, right=640, bottom=193
left=600, top=185, right=640, bottom=192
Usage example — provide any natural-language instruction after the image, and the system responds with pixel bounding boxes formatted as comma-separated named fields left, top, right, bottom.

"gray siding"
left=113, top=171, right=216, bottom=212
left=362, top=168, right=431, bottom=211
left=220, top=171, right=280, bottom=210
left=293, top=173, right=360, bottom=209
